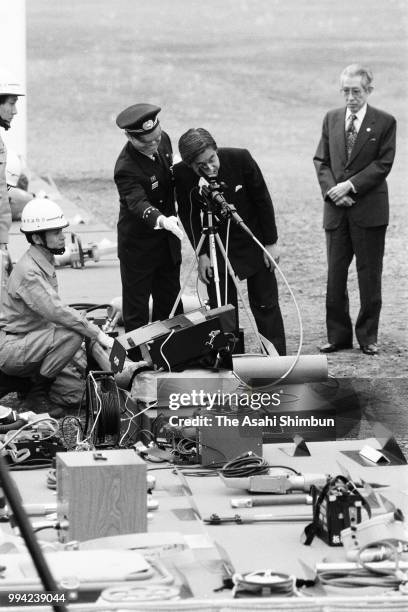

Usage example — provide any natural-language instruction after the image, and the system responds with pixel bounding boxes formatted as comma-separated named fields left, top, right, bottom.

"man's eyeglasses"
left=341, top=88, right=366, bottom=96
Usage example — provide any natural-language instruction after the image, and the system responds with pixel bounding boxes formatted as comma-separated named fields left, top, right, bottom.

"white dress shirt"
left=345, top=104, right=367, bottom=134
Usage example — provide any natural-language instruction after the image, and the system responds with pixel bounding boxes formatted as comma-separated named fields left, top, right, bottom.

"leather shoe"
left=360, top=343, right=378, bottom=356
left=319, top=342, right=353, bottom=353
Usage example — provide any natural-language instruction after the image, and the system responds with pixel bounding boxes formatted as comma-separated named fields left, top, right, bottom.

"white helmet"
left=0, top=69, right=25, bottom=97
left=20, top=198, right=69, bottom=233
left=6, top=150, right=23, bottom=187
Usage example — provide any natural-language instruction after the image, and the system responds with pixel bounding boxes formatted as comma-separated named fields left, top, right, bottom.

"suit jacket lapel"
left=346, top=105, right=376, bottom=166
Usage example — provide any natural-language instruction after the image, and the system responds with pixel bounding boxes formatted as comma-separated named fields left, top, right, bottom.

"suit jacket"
left=313, top=105, right=396, bottom=229
left=174, top=147, right=278, bottom=279
left=114, top=131, right=181, bottom=264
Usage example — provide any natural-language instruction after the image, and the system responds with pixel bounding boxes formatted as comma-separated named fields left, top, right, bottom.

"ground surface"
left=7, top=1, right=407, bottom=444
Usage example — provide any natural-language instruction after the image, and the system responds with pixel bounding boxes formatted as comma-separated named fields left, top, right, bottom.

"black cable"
left=220, top=453, right=269, bottom=478
left=86, top=372, right=121, bottom=447
left=33, top=524, right=56, bottom=533
left=220, top=452, right=301, bottom=478
left=0, top=418, right=27, bottom=433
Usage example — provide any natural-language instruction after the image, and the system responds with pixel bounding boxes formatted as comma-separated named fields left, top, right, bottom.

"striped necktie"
left=346, top=114, right=357, bottom=159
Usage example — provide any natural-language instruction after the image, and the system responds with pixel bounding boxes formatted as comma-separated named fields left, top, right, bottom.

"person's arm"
left=17, top=270, right=101, bottom=340
left=175, top=166, right=204, bottom=251
left=313, top=113, right=337, bottom=200
left=347, top=115, right=396, bottom=196
left=243, top=149, right=278, bottom=245
left=115, top=171, right=163, bottom=229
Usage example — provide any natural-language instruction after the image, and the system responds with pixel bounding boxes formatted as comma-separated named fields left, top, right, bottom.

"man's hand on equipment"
left=96, top=330, right=114, bottom=350
left=327, top=181, right=353, bottom=203
left=263, top=243, right=280, bottom=270
left=198, top=254, right=213, bottom=284
left=157, top=215, right=184, bottom=240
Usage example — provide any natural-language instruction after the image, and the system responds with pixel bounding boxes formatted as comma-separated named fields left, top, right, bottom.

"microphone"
left=197, top=170, right=244, bottom=226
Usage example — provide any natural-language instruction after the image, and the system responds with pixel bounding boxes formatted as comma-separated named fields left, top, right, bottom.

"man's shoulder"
left=114, top=142, right=132, bottom=173
left=325, top=107, right=345, bottom=120
left=218, top=147, right=250, bottom=160
left=367, top=105, right=396, bottom=124
left=173, top=160, right=195, bottom=181
left=160, top=131, right=172, bottom=150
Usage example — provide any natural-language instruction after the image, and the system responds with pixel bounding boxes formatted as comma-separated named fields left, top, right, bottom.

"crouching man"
left=0, top=198, right=113, bottom=417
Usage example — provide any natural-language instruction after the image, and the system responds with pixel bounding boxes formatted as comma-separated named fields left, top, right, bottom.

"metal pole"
left=0, top=0, right=27, bottom=159
left=0, top=454, right=68, bottom=612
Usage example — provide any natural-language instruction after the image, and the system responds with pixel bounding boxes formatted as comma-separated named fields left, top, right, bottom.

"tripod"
left=170, top=198, right=269, bottom=355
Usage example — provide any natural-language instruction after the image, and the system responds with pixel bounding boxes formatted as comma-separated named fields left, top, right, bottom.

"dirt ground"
left=25, top=0, right=407, bottom=382
left=7, top=1, right=404, bottom=434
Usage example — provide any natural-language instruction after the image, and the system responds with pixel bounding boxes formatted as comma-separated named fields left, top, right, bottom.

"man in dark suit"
left=114, top=104, right=183, bottom=332
left=314, top=64, right=396, bottom=356
left=174, top=128, right=286, bottom=356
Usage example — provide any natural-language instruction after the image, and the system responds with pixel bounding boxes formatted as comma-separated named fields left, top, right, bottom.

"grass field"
left=26, top=0, right=408, bottom=379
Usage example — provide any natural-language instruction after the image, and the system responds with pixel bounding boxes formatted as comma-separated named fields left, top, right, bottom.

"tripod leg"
left=214, top=233, right=266, bottom=355
left=169, top=234, right=206, bottom=318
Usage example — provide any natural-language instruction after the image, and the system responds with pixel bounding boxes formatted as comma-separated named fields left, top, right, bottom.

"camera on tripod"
left=200, top=178, right=234, bottom=221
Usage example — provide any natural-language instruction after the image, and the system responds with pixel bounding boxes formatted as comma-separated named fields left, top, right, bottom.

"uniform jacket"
left=0, top=132, right=11, bottom=244
left=114, top=131, right=181, bottom=264
left=174, top=147, right=278, bottom=280
left=0, top=245, right=100, bottom=339
left=313, top=104, right=396, bottom=229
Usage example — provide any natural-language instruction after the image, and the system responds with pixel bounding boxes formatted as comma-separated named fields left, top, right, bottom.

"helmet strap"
left=0, top=117, right=10, bottom=130
left=33, top=232, right=66, bottom=256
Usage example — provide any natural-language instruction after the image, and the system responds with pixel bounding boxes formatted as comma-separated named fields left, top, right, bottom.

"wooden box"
left=56, top=449, right=147, bottom=543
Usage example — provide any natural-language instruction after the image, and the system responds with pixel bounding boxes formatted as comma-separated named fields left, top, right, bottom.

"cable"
left=220, top=452, right=269, bottom=478
left=159, top=328, right=175, bottom=372
left=84, top=372, right=121, bottom=447
left=0, top=416, right=59, bottom=454
left=219, top=452, right=301, bottom=478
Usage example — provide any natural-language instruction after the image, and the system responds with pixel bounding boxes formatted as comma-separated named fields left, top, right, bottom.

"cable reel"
left=85, top=371, right=121, bottom=448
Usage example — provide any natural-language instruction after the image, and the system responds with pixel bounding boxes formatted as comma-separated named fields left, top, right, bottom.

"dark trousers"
left=325, top=216, right=386, bottom=347
left=119, top=243, right=183, bottom=333
left=207, top=264, right=286, bottom=356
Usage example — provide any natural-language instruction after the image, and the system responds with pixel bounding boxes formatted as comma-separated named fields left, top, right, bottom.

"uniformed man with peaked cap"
left=114, top=103, right=184, bottom=332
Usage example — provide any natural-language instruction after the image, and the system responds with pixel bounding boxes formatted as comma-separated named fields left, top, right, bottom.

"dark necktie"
left=346, top=114, right=357, bottom=159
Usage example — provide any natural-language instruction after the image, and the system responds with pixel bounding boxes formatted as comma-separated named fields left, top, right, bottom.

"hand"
left=198, top=254, right=213, bottom=284
left=159, top=215, right=184, bottom=240
left=263, top=243, right=280, bottom=270
left=96, top=330, right=114, bottom=350
left=335, top=195, right=355, bottom=208
left=327, top=181, right=353, bottom=203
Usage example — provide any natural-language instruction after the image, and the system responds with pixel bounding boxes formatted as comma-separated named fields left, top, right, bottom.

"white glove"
left=96, top=330, right=114, bottom=350
left=158, top=215, right=184, bottom=240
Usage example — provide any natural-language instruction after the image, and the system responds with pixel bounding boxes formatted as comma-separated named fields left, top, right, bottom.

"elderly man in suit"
left=114, top=104, right=184, bottom=333
left=174, top=128, right=286, bottom=356
left=314, top=64, right=396, bottom=356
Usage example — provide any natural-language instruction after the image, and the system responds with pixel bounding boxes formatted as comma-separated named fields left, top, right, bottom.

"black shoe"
left=360, top=343, right=378, bottom=356
left=319, top=342, right=353, bottom=353
left=22, top=375, right=55, bottom=409
left=0, top=372, right=32, bottom=400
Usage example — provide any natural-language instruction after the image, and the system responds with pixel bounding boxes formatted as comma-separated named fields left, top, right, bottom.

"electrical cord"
left=220, top=452, right=269, bottom=478
left=219, top=452, right=301, bottom=478
left=84, top=372, right=121, bottom=447
left=0, top=417, right=59, bottom=454
left=159, top=328, right=175, bottom=372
